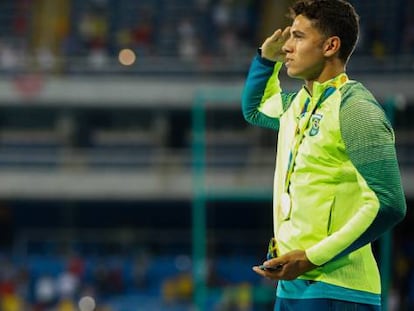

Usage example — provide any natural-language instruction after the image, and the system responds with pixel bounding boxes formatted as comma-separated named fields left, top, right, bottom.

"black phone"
left=259, top=264, right=283, bottom=272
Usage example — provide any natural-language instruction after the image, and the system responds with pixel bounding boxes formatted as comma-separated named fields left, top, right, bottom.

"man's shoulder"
left=339, top=80, right=378, bottom=108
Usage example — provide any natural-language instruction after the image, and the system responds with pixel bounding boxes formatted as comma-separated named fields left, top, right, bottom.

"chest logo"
left=309, top=114, right=323, bottom=136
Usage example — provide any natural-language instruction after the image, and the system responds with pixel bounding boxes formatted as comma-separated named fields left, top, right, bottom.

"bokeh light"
left=118, top=48, right=136, bottom=66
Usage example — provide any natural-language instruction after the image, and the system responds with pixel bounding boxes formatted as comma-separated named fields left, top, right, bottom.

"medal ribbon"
left=283, top=84, right=340, bottom=193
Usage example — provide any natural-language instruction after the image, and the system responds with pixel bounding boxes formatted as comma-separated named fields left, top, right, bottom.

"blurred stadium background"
left=0, top=0, right=412, bottom=310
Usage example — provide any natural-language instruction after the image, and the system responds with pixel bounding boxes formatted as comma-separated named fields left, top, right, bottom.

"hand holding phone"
left=258, top=264, right=283, bottom=272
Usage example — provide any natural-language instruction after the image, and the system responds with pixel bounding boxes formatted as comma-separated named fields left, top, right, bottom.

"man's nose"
left=282, top=36, right=293, bottom=53
left=282, top=37, right=292, bottom=53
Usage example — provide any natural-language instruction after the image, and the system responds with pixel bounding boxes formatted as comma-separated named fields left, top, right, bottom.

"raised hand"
left=260, top=26, right=291, bottom=62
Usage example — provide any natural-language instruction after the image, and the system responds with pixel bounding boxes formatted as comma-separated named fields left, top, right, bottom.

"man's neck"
left=305, top=62, right=346, bottom=95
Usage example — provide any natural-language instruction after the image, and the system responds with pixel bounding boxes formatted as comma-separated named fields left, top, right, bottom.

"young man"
left=241, top=0, right=406, bottom=310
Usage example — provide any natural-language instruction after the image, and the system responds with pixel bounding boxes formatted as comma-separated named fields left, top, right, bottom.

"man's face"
left=282, top=14, right=328, bottom=81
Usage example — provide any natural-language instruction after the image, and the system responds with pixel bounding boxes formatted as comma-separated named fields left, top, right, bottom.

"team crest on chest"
left=309, top=114, right=323, bottom=136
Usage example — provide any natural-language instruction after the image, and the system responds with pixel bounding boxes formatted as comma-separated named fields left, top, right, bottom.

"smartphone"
left=259, top=264, right=283, bottom=272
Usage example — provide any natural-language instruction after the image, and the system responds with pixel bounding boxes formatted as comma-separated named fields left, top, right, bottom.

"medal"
left=280, top=192, right=291, bottom=219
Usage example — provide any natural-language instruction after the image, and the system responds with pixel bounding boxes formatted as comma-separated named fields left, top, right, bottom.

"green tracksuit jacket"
left=242, top=55, right=406, bottom=303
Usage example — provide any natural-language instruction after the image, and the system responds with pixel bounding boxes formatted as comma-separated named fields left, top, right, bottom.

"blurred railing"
left=0, top=130, right=412, bottom=200
left=0, top=54, right=414, bottom=76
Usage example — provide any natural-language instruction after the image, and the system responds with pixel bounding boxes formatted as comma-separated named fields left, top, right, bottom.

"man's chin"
left=286, top=69, right=300, bottom=79
left=286, top=68, right=308, bottom=80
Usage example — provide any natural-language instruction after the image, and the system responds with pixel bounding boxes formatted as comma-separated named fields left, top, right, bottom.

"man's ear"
left=323, top=36, right=341, bottom=57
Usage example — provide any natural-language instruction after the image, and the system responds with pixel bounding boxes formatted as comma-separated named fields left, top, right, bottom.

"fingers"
left=261, top=26, right=291, bottom=61
left=269, top=29, right=283, bottom=42
left=252, top=264, right=284, bottom=280
left=252, top=257, right=286, bottom=280
left=281, top=26, right=291, bottom=41
left=254, top=250, right=317, bottom=281
left=252, top=265, right=278, bottom=278
left=269, top=26, right=291, bottom=43
left=252, top=265, right=267, bottom=277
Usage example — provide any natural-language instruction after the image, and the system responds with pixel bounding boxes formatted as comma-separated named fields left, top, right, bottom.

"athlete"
left=241, top=0, right=406, bottom=310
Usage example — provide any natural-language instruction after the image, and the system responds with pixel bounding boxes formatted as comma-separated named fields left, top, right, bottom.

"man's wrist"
left=257, top=48, right=277, bottom=66
left=258, top=48, right=279, bottom=62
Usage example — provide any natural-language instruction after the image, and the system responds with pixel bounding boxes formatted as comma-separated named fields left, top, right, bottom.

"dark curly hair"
left=289, top=0, right=359, bottom=63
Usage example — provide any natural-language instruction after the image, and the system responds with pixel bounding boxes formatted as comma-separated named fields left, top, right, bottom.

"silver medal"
left=280, top=192, right=291, bottom=219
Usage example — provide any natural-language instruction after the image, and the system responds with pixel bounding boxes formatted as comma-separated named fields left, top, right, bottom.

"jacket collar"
left=304, top=73, right=349, bottom=99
